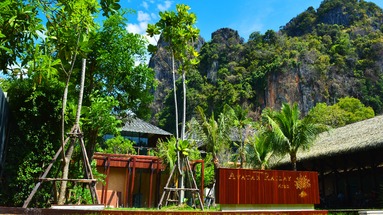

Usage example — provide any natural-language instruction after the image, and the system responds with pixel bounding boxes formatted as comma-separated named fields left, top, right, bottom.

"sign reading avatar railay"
left=216, top=168, right=320, bottom=205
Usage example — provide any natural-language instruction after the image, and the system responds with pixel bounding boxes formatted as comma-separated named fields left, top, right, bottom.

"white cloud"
left=137, top=11, right=151, bottom=22
left=126, top=22, right=148, bottom=35
left=141, top=1, right=149, bottom=10
left=150, top=13, right=157, bottom=20
left=157, top=0, right=172, bottom=11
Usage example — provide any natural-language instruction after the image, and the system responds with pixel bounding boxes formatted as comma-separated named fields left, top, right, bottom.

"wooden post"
left=124, top=158, right=131, bottom=207
left=149, top=160, right=154, bottom=208
left=155, top=158, right=161, bottom=207
left=79, top=137, right=99, bottom=204
left=130, top=157, right=136, bottom=207
left=200, top=161, right=204, bottom=201
left=101, top=158, right=106, bottom=204
left=103, top=156, right=111, bottom=206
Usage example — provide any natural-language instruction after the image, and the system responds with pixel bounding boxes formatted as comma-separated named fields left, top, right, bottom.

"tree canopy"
left=0, top=0, right=155, bottom=207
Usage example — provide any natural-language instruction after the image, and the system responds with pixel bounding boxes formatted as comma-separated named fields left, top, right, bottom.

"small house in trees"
left=95, top=118, right=172, bottom=208
left=104, top=117, right=172, bottom=155
left=274, top=115, right=383, bottom=209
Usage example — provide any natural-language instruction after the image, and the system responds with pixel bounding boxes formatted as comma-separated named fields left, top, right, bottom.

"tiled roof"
left=121, top=118, right=172, bottom=136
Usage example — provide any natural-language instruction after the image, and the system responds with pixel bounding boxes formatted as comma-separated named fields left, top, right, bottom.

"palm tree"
left=264, top=103, right=328, bottom=171
left=229, top=105, right=252, bottom=168
left=193, top=106, right=231, bottom=171
left=246, top=128, right=275, bottom=170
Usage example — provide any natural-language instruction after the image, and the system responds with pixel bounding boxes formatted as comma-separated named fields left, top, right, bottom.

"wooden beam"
left=38, top=178, right=97, bottom=182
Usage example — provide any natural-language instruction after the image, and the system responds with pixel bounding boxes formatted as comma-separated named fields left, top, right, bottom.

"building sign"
left=216, top=168, right=320, bottom=205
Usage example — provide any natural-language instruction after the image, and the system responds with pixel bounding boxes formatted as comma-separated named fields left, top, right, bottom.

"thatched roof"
left=292, top=114, right=383, bottom=162
left=121, top=118, right=172, bottom=136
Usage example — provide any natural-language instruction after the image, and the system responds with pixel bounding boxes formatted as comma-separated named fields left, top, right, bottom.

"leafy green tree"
left=0, top=0, right=43, bottom=73
left=337, top=97, right=375, bottom=123
left=265, top=103, right=328, bottom=170
left=82, top=93, right=122, bottom=157
left=84, top=11, right=155, bottom=159
left=307, top=97, right=375, bottom=128
left=1, top=0, right=157, bottom=207
left=147, top=4, right=199, bottom=204
left=307, top=103, right=348, bottom=127
left=37, top=0, right=101, bottom=204
left=2, top=80, right=62, bottom=207
left=147, top=4, right=199, bottom=141
left=99, top=136, right=136, bottom=154
left=88, top=11, right=155, bottom=119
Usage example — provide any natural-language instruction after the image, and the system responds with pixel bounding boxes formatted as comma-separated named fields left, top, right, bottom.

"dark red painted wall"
left=216, top=168, right=320, bottom=205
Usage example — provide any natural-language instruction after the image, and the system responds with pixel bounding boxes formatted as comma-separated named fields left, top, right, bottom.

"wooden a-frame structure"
left=157, top=155, right=204, bottom=210
left=23, top=53, right=99, bottom=208
left=23, top=125, right=99, bottom=208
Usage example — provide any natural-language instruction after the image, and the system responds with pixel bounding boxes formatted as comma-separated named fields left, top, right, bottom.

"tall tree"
left=1, top=0, right=155, bottom=207
left=147, top=4, right=200, bottom=141
left=36, top=0, right=100, bottom=204
left=85, top=11, right=155, bottom=158
left=147, top=4, right=199, bottom=204
left=264, top=103, right=328, bottom=170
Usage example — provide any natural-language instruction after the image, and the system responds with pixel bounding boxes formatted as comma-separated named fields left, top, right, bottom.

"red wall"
left=216, top=168, right=320, bottom=205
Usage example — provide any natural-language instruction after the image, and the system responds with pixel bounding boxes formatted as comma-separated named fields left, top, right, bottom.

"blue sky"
left=123, top=0, right=383, bottom=43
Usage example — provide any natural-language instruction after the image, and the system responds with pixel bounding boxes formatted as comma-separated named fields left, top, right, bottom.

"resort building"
left=274, top=115, right=383, bottom=209
left=95, top=117, right=172, bottom=208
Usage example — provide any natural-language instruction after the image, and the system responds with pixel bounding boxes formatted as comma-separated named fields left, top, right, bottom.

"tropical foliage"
left=0, top=0, right=155, bottom=207
left=1, top=0, right=382, bottom=208
left=263, top=103, right=329, bottom=170
left=307, top=97, right=375, bottom=128
left=154, top=0, right=383, bottom=134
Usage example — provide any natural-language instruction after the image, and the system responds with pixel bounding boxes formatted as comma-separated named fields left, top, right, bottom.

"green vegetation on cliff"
left=152, top=0, right=382, bottom=133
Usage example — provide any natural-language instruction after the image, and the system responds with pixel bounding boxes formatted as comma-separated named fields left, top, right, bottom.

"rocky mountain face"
left=149, top=0, right=383, bottom=128
left=148, top=35, right=205, bottom=123
left=200, top=28, right=244, bottom=83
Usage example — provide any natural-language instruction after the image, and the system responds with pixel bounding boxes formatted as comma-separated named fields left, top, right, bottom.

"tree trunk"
left=58, top=140, right=75, bottom=204
left=179, top=70, right=187, bottom=205
left=239, top=129, right=245, bottom=169
left=61, top=33, right=80, bottom=163
left=86, top=128, right=98, bottom=161
left=58, top=56, right=87, bottom=204
left=181, top=70, right=186, bottom=140
left=261, top=163, right=266, bottom=170
left=171, top=50, right=179, bottom=141
left=290, top=152, right=297, bottom=171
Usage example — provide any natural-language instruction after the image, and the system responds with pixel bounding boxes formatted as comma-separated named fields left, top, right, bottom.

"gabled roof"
left=121, top=118, right=172, bottom=136
left=289, top=114, right=383, bottom=162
